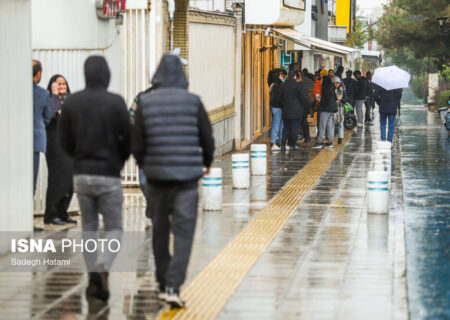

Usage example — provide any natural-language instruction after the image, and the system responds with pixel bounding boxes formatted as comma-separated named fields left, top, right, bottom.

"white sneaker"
left=271, top=144, right=281, bottom=151
left=286, top=145, right=291, bottom=150
left=357, top=123, right=363, bottom=128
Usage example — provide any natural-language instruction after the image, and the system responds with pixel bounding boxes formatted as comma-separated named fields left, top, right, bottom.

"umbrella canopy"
left=372, top=65, right=411, bottom=90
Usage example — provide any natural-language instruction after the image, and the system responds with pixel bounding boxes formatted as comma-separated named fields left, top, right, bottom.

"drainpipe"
left=167, top=0, right=175, bottom=51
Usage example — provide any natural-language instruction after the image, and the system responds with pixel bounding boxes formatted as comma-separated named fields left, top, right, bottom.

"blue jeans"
left=380, top=113, right=396, bottom=142
left=270, top=107, right=283, bottom=144
left=33, top=152, right=40, bottom=194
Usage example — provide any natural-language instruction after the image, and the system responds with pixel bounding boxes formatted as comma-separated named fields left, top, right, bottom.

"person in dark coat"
left=280, top=72, right=308, bottom=151
left=312, top=76, right=338, bottom=149
left=269, top=70, right=284, bottom=150
left=132, top=54, right=215, bottom=308
left=296, top=70, right=314, bottom=143
left=44, top=75, right=76, bottom=225
left=32, top=60, right=52, bottom=232
left=353, top=70, right=369, bottom=126
left=343, top=70, right=357, bottom=106
left=374, top=86, right=403, bottom=143
left=365, top=71, right=375, bottom=124
left=59, top=56, right=131, bottom=302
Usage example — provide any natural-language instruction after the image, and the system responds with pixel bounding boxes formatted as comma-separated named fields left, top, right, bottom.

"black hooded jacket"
left=281, top=78, right=308, bottom=120
left=132, top=54, right=215, bottom=184
left=59, top=56, right=131, bottom=177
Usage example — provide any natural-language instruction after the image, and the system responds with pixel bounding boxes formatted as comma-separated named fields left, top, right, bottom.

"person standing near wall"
left=296, top=70, right=313, bottom=143
left=44, top=75, right=76, bottom=226
left=132, top=54, right=215, bottom=308
left=59, top=56, right=131, bottom=301
left=32, top=60, right=52, bottom=232
left=365, top=71, right=375, bottom=125
left=353, top=70, right=368, bottom=127
left=280, top=72, right=308, bottom=151
left=269, top=69, right=284, bottom=151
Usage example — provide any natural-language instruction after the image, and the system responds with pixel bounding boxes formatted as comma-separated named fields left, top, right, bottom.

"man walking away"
left=59, top=56, right=131, bottom=302
left=32, top=60, right=52, bottom=232
left=343, top=70, right=356, bottom=107
left=353, top=70, right=368, bottom=127
left=374, top=86, right=402, bottom=143
left=132, top=54, right=215, bottom=308
left=281, top=72, right=308, bottom=151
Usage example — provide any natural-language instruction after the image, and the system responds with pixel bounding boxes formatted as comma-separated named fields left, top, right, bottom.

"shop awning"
left=271, top=28, right=359, bottom=58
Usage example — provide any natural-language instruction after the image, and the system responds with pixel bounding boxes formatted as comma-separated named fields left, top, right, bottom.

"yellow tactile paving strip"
left=157, top=131, right=352, bottom=320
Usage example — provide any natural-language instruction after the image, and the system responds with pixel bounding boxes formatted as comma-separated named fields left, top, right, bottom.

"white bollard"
left=232, top=153, right=250, bottom=189
left=376, top=141, right=392, bottom=151
left=367, top=171, right=390, bottom=214
left=251, top=144, right=267, bottom=176
left=202, top=168, right=222, bottom=211
left=251, top=175, right=267, bottom=202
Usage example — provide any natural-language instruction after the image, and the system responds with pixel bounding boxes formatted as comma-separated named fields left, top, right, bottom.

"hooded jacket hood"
left=84, top=56, right=110, bottom=89
left=151, top=54, right=188, bottom=89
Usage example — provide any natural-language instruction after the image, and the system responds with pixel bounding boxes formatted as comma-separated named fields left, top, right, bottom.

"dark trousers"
left=148, top=183, right=198, bottom=289
left=364, top=100, right=372, bottom=122
left=44, top=192, right=73, bottom=222
left=33, top=152, right=40, bottom=194
left=281, top=119, right=302, bottom=147
left=301, top=111, right=310, bottom=140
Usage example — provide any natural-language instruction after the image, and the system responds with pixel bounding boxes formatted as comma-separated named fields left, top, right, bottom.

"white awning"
left=271, top=28, right=359, bottom=58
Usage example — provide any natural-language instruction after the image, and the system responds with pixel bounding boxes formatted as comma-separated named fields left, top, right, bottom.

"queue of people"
left=267, top=66, right=402, bottom=149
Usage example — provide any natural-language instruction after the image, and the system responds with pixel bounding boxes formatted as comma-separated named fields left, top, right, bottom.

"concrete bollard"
left=202, top=168, right=222, bottom=211
left=251, top=175, right=267, bottom=202
left=251, top=144, right=267, bottom=176
left=232, top=153, right=250, bottom=189
left=376, top=141, right=392, bottom=151
left=367, top=171, right=390, bottom=214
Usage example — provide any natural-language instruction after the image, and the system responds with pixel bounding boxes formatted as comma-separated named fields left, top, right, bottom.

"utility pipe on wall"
left=167, top=0, right=175, bottom=51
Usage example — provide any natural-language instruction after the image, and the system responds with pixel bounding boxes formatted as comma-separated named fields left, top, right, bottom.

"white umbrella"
left=372, top=65, right=411, bottom=90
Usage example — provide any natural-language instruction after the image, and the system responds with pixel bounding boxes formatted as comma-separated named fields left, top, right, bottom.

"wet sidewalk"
left=1, top=100, right=447, bottom=319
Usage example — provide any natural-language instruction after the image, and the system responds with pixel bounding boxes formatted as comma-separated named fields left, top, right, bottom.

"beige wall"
left=188, top=22, right=235, bottom=112
left=0, top=0, right=33, bottom=233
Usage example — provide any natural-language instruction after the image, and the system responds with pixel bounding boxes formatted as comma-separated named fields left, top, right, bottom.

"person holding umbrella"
left=372, top=66, right=410, bottom=143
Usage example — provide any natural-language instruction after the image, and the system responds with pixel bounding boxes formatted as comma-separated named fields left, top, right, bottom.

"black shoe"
left=33, top=226, right=44, bottom=232
left=62, top=217, right=77, bottom=224
left=86, top=269, right=110, bottom=302
left=165, top=287, right=185, bottom=308
left=325, top=142, right=334, bottom=148
left=44, top=217, right=66, bottom=225
left=312, top=143, right=323, bottom=149
left=338, top=138, right=343, bottom=144
left=281, top=146, right=286, bottom=152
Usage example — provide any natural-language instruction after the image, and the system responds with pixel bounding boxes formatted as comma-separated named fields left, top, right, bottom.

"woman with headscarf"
left=44, top=75, right=76, bottom=225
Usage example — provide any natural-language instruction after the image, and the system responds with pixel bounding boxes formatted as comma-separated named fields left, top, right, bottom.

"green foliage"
left=437, top=90, right=450, bottom=107
left=441, top=64, right=450, bottom=81
left=412, top=77, right=428, bottom=98
left=376, top=0, right=450, bottom=68
left=346, top=20, right=367, bottom=49
left=384, top=48, right=437, bottom=76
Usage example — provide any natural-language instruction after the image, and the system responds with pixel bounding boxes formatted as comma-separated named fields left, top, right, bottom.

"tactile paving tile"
left=157, top=132, right=353, bottom=320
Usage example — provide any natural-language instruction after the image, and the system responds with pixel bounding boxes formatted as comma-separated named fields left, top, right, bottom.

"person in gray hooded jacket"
left=132, top=54, right=215, bottom=308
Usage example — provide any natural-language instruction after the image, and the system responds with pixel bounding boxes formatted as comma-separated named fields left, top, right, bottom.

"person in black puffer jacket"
left=132, top=54, right=215, bottom=308
left=312, top=76, right=337, bottom=149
